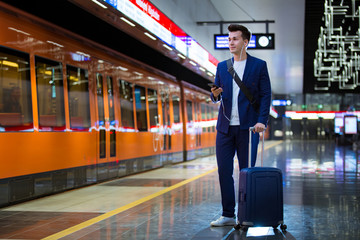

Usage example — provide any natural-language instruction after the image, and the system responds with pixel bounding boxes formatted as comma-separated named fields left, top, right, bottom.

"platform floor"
left=0, top=140, right=359, bottom=240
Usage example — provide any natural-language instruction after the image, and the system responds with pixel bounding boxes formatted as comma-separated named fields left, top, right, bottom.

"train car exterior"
left=0, top=2, right=217, bottom=206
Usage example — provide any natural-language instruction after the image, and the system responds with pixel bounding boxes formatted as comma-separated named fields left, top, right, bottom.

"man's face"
left=228, top=31, right=248, bottom=55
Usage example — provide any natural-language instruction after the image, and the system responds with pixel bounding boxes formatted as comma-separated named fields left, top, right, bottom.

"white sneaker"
left=210, top=216, right=236, bottom=227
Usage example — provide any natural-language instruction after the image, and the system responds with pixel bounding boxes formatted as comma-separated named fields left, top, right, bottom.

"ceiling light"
left=177, top=53, right=186, bottom=59
left=189, top=61, right=197, bottom=66
left=91, top=0, right=108, bottom=9
left=163, top=44, right=173, bottom=51
left=144, top=32, right=156, bottom=40
left=120, top=17, right=135, bottom=27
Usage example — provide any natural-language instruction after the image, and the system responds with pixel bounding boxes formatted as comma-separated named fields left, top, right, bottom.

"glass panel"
left=67, top=65, right=90, bottom=129
left=186, top=100, right=193, bottom=122
left=161, top=91, right=170, bottom=150
left=212, top=105, right=217, bottom=132
left=172, top=95, right=180, bottom=123
left=99, top=129, right=106, bottom=158
left=194, top=102, right=199, bottom=121
left=96, top=73, right=105, bottom=127
left=107, top=76, right=115, bottom=126
left=110, top=129, right=116, bottom=157
left=201, top=103, right=206, bottom=132
left=118, top=79, right=134, bottom=131
left=148, top=88, right=158, bottom=129
left=207, top=105, right=211, bottom=132
left=135, top=85, right=147, bottom=131
left=0, top=46, right=33, bottom=131
left=35, top=56, right=65, bottom=131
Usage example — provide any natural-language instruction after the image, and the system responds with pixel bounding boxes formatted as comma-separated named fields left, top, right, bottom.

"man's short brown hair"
left=228, top=24, right=251, bottom=42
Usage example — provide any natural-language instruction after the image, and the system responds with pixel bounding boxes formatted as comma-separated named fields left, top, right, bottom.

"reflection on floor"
left=0, top=140, right=359, bottom=240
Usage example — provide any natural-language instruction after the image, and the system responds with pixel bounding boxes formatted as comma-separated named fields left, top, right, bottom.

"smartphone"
left=208, top=83, right=219, bottom=89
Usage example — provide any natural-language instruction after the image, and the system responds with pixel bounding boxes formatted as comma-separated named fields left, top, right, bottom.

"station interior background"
left=150, top=0, right=360, bottom=142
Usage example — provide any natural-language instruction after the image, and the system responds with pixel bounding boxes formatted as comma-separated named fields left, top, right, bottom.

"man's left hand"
left=252, top=123, right=266, bottom=133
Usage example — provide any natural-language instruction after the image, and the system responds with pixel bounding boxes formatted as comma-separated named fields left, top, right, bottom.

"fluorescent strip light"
left=134, top=71, right=143, bottom=76
left=120, top=17, right=135, bottom=27
left=189, top=61, right=197, bottom=66
left=199, top=67, right=206, bottom=72
left=207, top=72, right=214, bottom=77
left=163, top=44, right=173, bottom=51
left=144, top=32, right=156, bottom=40
left=177, top=53, right=186, bottom=59
left=1, top=60, right=19, bottom=68
left=91, top=0, right=108, bottom=9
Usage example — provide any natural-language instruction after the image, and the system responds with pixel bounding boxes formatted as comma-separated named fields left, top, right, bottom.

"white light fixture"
left=177, top=53, right=186, bottom=59
left=199, top=67, right=206, bottom=72
left=189, top=60, right=197, bottom=66
left=144, top=32, right=156, bottom=40
left=134, top=71, right=143, bottom=76
left=162, top=44, right=173, bottom=51
left=120, top=17, right=135, bottom=27
left=91, top=0, right=108, bottom=9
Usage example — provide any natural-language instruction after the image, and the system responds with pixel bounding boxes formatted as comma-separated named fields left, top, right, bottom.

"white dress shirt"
left=230, top=59, right=247, bottom=126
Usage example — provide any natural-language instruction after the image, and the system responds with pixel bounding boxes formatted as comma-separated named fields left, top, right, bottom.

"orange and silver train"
left=0, top=3, right=218, bottom=206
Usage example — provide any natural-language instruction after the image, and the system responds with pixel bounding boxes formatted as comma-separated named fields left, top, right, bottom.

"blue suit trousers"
left=215, top=126, right=259, bottom=218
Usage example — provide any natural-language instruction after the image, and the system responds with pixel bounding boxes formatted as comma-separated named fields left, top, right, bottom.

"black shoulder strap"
left=226, top=59, right=259, bottom=113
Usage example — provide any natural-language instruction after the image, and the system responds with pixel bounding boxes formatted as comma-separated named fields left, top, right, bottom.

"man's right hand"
left=211, top=87, right=223, bottom=98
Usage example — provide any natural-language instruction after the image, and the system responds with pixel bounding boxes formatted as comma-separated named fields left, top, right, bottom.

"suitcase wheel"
left=280, top=224, right=287, bottom=232
left=233, top=224, right=248, bottom=231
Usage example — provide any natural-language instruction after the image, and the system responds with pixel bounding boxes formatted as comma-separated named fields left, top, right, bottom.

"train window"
left=186, top=100, right=193, bottom=122
left=135, top=85, right=147, bottom=131
left=148, top=88, right=158, bottom=129
left=194, top=102, right=199, bottom=121
left=96, top=73, right=105, bottom=126
left=172, top=95, right=180, bottom=124
left=107, top=76, right=115, bottom=126
left=110, top=129, right=116, bottom=157
left=207, top=105, right=211, bottom=132
left=99, top=129, right=106, bottom=158
left=201, top=103, right=206, bottom=132
left=35, top=56, right=65, bottom=131
left=0, top=46, right=33, bottom=131
left=118, top=79, right=134, bottom=131
left=66, top=65, right=91, bottom=130
left=212, top=105, right=217, bottom=132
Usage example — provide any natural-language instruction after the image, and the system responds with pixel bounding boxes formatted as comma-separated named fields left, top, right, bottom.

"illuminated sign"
left=214, top=33, right=275, bottom=50
left=103, top=0, right=218, bottom=74
left=344, top=116, right=358, bottom=134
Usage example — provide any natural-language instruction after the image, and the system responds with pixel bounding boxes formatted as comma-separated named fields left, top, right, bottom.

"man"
left=210, top=24, right=271, bottom=227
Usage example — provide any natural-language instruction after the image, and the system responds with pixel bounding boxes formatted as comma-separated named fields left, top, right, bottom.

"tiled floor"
left=0, top=140, right=359, bottom=239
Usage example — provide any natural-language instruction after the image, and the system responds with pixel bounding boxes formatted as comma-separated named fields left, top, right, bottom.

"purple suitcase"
left=235, top=127, right=287, bottom=231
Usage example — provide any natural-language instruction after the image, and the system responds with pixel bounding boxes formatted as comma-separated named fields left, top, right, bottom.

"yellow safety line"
left=41, top=168, right=218, bottom=240
left=42, top=140, right=283, bottom=240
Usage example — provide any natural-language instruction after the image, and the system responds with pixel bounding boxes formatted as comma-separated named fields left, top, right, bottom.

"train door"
left=194, top=102, right=201, bottom=147
left=161, top=90, right=171, bottom=151
left=95, top=73, right=116, bottom=181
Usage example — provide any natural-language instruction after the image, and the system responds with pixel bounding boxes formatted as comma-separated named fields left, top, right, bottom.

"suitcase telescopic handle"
left=249, top=127, right=265, bottom=168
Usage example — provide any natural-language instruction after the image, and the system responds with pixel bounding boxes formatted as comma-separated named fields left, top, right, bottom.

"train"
left=0, top=2, right=218, bottom=207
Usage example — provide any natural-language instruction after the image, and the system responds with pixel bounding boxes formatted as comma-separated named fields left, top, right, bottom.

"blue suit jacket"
left=211, top=54, right=271, bottom=134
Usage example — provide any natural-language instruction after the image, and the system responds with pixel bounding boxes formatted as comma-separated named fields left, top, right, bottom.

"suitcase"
left=235, top=127, right=287, bottom=231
